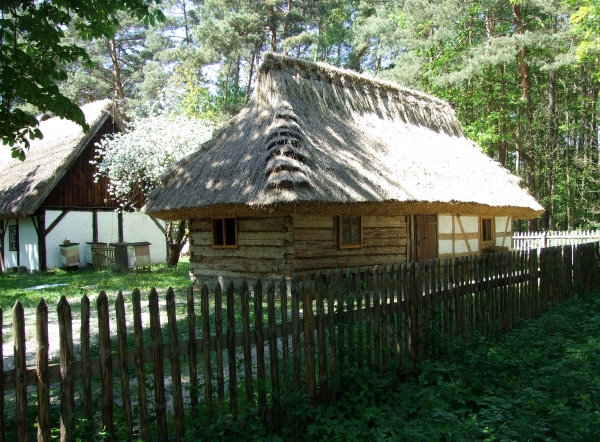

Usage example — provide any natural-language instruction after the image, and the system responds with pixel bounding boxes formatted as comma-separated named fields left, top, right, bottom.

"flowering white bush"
left=94, top=112, right=214, bottom=207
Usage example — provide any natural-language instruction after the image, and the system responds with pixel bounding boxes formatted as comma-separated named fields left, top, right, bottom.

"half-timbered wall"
left=438, top=214, right=480, bottom=259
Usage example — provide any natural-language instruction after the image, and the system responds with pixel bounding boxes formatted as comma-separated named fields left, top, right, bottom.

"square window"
left=212, top=218, right=237, bottom=248
left=339, top=216, right=362, bottom=248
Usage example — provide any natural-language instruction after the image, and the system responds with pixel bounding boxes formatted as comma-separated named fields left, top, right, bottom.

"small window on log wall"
left=481, top=218, right=494, bottom=244
left=339, top=216, right=362, bottom=248
left=212, top=218, right=237, bottom=248
left=9, top=225, right=18, bottom=251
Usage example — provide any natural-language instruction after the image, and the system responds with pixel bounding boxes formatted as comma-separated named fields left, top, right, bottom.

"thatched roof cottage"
left=0, top=100, right=166, bottom=271
left=145, top=53, right=543, bottom=282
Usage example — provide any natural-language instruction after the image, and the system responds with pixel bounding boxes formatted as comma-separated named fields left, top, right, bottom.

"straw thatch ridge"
left=0, top=100, right=116, bottom=219
left=145, top=53, right=543, bottom=220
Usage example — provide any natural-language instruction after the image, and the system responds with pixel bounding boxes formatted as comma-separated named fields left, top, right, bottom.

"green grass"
left=0, top=259, right=191, bottom=311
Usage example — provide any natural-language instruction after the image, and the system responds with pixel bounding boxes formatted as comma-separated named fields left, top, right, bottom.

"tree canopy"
left=0, top=0, right=164, bottom=159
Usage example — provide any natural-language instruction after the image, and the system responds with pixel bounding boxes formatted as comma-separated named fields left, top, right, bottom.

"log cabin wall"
left=188, top=217, right=293, bottom=284
left=290, top=215, right=409, bottom=272
left=188, top=215, right=409, bottom=284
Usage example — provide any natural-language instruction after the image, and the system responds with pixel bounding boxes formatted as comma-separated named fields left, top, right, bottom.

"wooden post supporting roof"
left=38, top=210, right=47, bottom=271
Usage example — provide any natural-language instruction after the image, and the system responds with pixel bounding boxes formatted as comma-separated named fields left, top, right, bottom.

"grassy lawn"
left=0, top=259, right=192, bottom=311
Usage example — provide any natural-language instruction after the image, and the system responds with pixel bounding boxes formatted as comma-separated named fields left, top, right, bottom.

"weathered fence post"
left=166, top=287, right=185, bottom=441
left=36, top=299, right=51, bottom=442
left=148, top=287, right=168, bottom=441
left=58, top=296, right=75, bottom=442
left=13, top=301, right=27, bottom=442
left=115, top=292, right=134, bottom=442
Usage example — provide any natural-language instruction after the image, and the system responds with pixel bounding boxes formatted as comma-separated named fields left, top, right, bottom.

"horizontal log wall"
left=189, top=217, right=293, bottom=281
left=290, top=215, right=408, bottom=271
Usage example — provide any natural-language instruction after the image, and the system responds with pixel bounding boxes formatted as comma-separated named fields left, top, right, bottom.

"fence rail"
left=2, top=242, right=599, bottom=442
left=513, top=229, right=600, bottom=250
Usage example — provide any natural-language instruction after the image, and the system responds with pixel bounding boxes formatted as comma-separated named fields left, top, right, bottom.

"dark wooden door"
left=415, top=215, right=437, bottom=261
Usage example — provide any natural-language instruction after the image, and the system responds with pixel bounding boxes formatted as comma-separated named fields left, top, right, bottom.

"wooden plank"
left=315, top=272, right=328, bottom=403
left=381, top=265, right=389, bottom=369
left=363, top=237, right=408, bottom=248
left=302, top=275, right=316, bottom=402
left=148, top=287, right=168, bottom=441
left=241, top=281, right=254, bottom=404
left=190, top=246, right=288, bottom=259
left=80, top=295, right=93, bottom=440
left=346, top=269, right=354, bottom=366
left=373, top=266, right=381, bottom=371
left=293, top=228, right=333, bottom=241
left=336, top=270, right=345, bottom=369
left=362, top=216, right=407, bottom=228
left=132, top=289, right=149, bottom=442
left=267, top=279, right=281, bottom=430
left=293, top=216, right=334, bottom=229
left=96, top=292, right=113, bottom=441
left=115, top=292, right=134, bottom=442
left=327, top=271, right=337, bottom=403
left=292, top=248, right=407, bottom=260
left=0, top=308, right=3, bottom=442
left=201, top=284, right=213, bottom=415
left=166, top=287, right=185, bottom=441
left=365, top=268, right=373, bottom=369
left=186, top=286, right=199, bottom=420
left=214, top=284, right=225, bottom=412
left=13, top=301, right=28, bottom=442
left=356, top=267, right=364, bottom=370
left=239, top=217, right=292, bottom=232
left=254, top=279, right=267, bottom=420
left=280, top=275, right=290, bottom=396
left=226, top=281, right=238, bottom=416
left=291, top=275, right=302, bottom=393
left=36, top=299, right=51, bottom=442
left=362, top=227, right=408, bottom=240
left=396, top=263, right=405, bottom=376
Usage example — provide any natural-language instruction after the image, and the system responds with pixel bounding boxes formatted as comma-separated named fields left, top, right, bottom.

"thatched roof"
left=145, top=53, right=543, bottom=220
left=0, top=100, right=116, bottom=219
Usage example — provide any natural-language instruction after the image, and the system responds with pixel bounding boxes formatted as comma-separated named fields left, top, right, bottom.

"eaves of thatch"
left=0, top=99, right=118, bottom=220
left=145, top=53, right=544, bottom=221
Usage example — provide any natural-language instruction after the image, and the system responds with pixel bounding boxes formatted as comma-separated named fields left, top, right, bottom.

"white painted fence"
left=513, top=230, right=600, bottom=250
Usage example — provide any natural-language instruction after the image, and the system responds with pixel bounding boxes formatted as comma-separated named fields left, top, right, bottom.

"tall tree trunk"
left=107, top=36, right=125, bottom=101
left=513, top=3, right=537, bottom=231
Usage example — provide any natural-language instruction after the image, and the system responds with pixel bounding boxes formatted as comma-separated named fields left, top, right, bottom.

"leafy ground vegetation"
left=188, top=294, right=600, bottom=441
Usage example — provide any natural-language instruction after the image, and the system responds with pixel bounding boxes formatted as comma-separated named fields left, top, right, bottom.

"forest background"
left=7, top=0, right=600, bottom=231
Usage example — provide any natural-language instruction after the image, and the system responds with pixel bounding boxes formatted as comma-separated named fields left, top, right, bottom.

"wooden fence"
left=513, top=229, right=600, bottom=250
left=2, top=242, right=599, bottom=442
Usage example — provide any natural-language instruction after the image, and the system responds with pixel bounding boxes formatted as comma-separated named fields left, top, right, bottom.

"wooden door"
left=415, top=215, right=437, bottom=261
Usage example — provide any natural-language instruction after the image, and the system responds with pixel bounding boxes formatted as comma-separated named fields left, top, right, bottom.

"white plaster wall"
left=439, top=239, right=453, bottom=255
left=97, top=211, right=120, bottom=244
left=455, top=238, right=479, bottom=254
left=46, top=211, right=92, bottom=269
left=454, top=216, right=478, bottom=233
left=19, top=217, right=39, bottom=270
left=495, top=216, right=512, bottom=247
left=123, top=212, right=167, bottom=264
left=438, top=215, right=453, bottom=234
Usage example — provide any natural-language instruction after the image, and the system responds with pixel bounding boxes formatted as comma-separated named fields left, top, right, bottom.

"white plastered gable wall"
left=438, top=214, right=512, bottom=258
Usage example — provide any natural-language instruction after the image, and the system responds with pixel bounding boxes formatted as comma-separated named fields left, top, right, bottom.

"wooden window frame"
left=212, top=217, right=238, bottom=249
left=338, top=216, right=363, bottom=249
left=9, top=225, right=18, bottom=252
left=480, top=217, right=495, bottom=246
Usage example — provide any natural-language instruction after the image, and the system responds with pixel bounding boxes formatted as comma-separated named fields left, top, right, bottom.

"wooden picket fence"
left=2, top=242, right=599, bottom=442
left=513, top=229, right=600, bottom=250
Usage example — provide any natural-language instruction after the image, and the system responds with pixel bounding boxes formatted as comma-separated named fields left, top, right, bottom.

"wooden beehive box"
left=59, top=242, right=80, bottom=267
left=130, top=242, right=151, bottom=270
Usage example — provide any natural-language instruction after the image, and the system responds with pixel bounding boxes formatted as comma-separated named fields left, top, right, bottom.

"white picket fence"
left=513, top=230, right=600, bottom=251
